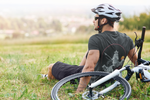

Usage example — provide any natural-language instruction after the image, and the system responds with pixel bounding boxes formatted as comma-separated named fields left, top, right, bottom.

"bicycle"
left=51, top=26, right=150, bottom=100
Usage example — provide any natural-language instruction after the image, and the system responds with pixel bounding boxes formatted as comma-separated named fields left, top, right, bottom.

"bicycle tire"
left=51, top=71, right=131, bottom=100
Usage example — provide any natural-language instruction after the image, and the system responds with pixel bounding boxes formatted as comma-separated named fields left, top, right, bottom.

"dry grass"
left=120, top=30, right=150, bottom=42
left=0, top=30, right=150, bottom=46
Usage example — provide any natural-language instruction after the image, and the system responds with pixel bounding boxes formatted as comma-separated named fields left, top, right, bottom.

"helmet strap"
left=98, top=17, right=100, bottom=32
left=98, top=17, right=108, bottom=33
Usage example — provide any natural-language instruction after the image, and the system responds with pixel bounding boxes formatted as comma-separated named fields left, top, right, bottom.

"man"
left=42, top=3, right=137, bottom=91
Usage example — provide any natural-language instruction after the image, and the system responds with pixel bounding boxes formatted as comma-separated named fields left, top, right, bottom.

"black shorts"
left=52, top=61, right=84, bottom=80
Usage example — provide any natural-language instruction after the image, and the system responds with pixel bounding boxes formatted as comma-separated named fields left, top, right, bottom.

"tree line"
left=119, top=12, right=150, bottom=30
left=0, top=11, right=150, bottom=39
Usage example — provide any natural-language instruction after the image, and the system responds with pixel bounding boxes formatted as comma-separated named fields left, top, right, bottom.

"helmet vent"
left=97, top=7, right=104, bottom=9
left=99, top=11, right=105, bottom=12
left=107, top=13, right=113, bottom=15
left=108, top=7, right=114, bottom=10
left=116, top=13, right=121, bottom=16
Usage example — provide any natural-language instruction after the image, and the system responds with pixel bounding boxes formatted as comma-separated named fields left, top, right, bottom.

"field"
left=0, top=43, right=87, bottom=100
left=0, top=31, right=150, bottom=100
left=0, top=30, right=150, bottom=46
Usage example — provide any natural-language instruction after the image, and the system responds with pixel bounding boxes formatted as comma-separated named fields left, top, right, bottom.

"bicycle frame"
left=89, top=67, right=124, bottom=88
left=88, top=63, right=150, bottom=95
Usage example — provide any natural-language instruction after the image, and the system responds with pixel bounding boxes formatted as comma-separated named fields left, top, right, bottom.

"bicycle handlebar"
left=138, top=26, right=146, bottom=60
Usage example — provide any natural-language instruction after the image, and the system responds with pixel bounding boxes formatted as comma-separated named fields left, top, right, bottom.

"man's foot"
left=41, top=74, right=48, bottom=79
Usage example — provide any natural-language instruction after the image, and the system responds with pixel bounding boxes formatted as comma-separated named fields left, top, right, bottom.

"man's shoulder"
left=89, top=34, right=99, bottom=39
left=88, top=34, right=102, bottom=43
left=90, top=33, right=104, bottom=38
left=117, top=31, right=130, bottom=38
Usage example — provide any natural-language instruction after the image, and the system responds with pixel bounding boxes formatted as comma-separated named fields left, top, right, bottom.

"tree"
left=119, top=12, right=150, bottom=30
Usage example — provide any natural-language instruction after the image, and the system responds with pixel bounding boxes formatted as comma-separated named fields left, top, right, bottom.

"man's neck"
left=101, top=24, right=115, bottom=33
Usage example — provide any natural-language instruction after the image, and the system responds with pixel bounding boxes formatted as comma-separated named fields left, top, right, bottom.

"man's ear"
left=101, top=18, right=107, bottom=24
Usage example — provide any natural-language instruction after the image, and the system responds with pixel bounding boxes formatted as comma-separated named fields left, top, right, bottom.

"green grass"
left=0, top=41, right=150, bottom=99
left=0, top=43, right=87, bottom=100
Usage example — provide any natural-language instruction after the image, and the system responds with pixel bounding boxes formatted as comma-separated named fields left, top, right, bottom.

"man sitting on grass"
left=42, top=3, right=137, bottom=92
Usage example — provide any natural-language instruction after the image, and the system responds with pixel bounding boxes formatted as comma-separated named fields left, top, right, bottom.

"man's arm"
left=76, top=50, right=99, bottom=92
left=128, top=48, right=138, bottom=65
left=79, top=51, right=88, bottom=66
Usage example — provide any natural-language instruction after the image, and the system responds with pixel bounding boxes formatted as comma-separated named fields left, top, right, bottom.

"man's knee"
left=48, top=64, right=55, bottom=79
left=48, top=64, right=54, bottom=71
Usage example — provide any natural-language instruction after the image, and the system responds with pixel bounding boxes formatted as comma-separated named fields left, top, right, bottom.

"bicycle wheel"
left=51, top=71, right=131, bottom=100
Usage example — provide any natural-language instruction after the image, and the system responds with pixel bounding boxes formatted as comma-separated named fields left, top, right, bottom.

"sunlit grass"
left=0, top=34, right=90, bottom=45
left=0, top=30, right=150, bottom=46
left=0, top=43, right=87, bottom=99
left=120, top=30, right=150, bottom=42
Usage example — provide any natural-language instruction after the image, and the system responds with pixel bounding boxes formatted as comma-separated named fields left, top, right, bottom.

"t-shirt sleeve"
left=123, top=33, right=135, bottom=51
left=88, top=35, right=99, bottom=50
left=128, top=36, right=135, bottom=50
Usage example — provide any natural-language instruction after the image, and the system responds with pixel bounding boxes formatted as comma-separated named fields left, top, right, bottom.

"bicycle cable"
left=125, top=37, right=140, bottom=67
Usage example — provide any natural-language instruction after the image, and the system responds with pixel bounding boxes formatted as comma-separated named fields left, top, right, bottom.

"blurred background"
left=0, top=0, right=150, bottom=44
left=1, top=1, right=150, bottom=100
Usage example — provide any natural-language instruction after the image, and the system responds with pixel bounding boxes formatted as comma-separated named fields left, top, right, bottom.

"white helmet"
left=91, top=3, right=122, bottom=22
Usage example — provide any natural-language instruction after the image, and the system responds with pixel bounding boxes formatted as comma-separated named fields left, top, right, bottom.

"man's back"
left=88, top=31, right=134, bottom=72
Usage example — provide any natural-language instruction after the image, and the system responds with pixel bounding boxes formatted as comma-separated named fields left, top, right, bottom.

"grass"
left=120, top=30, right=150, bottom=42
left=0, top=33, right=150, bottom=99
left=0, top=43, right=87, bottom=100
left=0, top=34, right=90, bottom=46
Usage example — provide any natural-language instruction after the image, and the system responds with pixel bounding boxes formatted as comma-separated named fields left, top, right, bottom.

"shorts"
left=52, top=61, right=84, bottom=80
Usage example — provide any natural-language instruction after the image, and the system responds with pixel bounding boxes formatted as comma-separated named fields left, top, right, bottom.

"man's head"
left=93, top=14, right=110, bottom=31
left=91, top=4, right=121, bottom=32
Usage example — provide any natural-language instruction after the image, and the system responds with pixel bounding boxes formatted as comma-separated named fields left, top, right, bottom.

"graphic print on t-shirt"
left=102, top=50, right=124, bottom=72
left=101, top=44, right=126, bottom=73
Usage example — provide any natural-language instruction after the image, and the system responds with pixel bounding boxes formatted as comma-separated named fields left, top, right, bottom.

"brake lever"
left=134, top=32, right=139, bottom=48
left=143, top=61, right=150, bottom=65
left=138, top=58, right=150, bottom=65
left=134, top=32, right=138, bottom=42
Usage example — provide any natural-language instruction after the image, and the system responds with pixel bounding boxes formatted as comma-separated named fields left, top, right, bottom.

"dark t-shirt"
left=88, top=31, right=134, bottom=82
left=88, top=31, right=134, bottom=71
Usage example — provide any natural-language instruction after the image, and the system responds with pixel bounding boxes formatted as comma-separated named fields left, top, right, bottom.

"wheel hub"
left=82, top=90, right=99, bottom=100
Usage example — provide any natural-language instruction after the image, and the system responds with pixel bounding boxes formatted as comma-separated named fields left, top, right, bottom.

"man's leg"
left=45, top=61, right=84, bottom=80
left=48, top=64, right=55, bottom=79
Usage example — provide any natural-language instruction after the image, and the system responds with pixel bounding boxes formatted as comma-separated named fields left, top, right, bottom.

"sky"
left=0, top=0, right=149, bottom=17
left=0, top=0, right=149, bottom=5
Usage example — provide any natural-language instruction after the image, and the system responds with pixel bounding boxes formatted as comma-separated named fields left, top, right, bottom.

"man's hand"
left=76, top=76, right=91, bottom=93
left=76, top=50, right=99, bottom=92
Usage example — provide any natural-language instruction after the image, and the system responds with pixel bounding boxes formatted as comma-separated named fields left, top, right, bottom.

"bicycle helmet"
left=91, top=3, right=121, bottom=22
left=91, top=4, right=121, bottom=33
